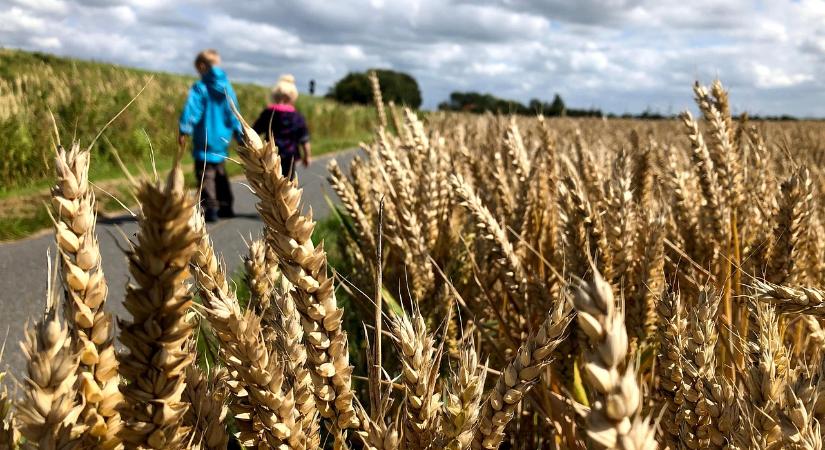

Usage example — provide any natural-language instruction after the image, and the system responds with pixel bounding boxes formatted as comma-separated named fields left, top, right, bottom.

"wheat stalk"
left=17, top=268, right=84, bottom=449
left=272, top=283, right=320, bottom=446
left=191, top=214, right=312, bottom=448
left=117, top=162, right=201, bottom=449
left=677, top=288, right=720, bottom=449
left=472, top=299, right=571, bottom=450
left=244, top=238, right=280, bottom=315
left=441, top=338, right=487, bottom=450
left=655, top=289, right=684, bottom=446
left=390, top=307, right=443, bottom=448
left=766, top=166, right=813, bottom=285
left=234, top=115, right=359, bottom=436
left=51, top=143, right=122, bottom=447
left=571, top=269, right=656, bottom=450
left=182, top=364, right=229, bottom=450
left=754, top=281, right=825, bottom=317
left=0, top=367, right=17, bottom=449
left=451, top=173, right=528, bottom=295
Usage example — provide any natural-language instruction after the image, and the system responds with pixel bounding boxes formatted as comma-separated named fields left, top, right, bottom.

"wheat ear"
left=197, top=266, right=307, bottom=448
left=766, top=166, right=813, bottom=285
left=655, top=289, right=684, bottom=446
left=244, top=238, right=279, bottom=314
left=369, top=70, right=387, bottom=129
left=604, top=149, right=636, bottom=285
left=559, top=174, right=613, bottom=281
left=631, top=212, right=664, bottom=343
left=117, top=161, right=201, bottom=449
left=694, top=81, right=741, bottom=212
left=471, top=299, right=571, bottom=450
left=677, top=288, right=720, bottom=449
left=245, top=236, right=319, bottom=447
left=225, top=310, right=307, bottom=448
left=451, top=173, right=527, bottom=295
left=17, top=268, right=84, bottom=449
left=571, top=269, right=656, bottom=450
left=754, top=281, right=825, bottom=317
left=356, top=402, right=401, bottom=450
left=680, top=110, right=726, bottom=250
left=441, top=338, right=487, bottom=450
left=182, top=364, right=229, bottom=450
left=51, top=143, right=122, bottom=446
left=390, top=307, right=443, bottom=448
left=191, top=214, right=310, bottom=448
left=744, top=301, right=786, bottom=446
left=327, top=159, right=377, bottom=258
left=0, top=367, right=18, bottom=449
left=779, top=371, right=821, bottom=449
left=234, top=116, right=359, bottom=434
left=272, top=286, right=320, bottom=446
left=376, top=128, right=433, bottom=299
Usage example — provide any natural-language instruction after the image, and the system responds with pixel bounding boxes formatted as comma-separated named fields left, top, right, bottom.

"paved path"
left=0, top=150, right=357, bottom=379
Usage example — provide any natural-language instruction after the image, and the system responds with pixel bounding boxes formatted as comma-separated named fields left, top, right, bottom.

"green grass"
left=0, top=48, right=376, bottom=240
left=0, top=207, right=51, bottom=241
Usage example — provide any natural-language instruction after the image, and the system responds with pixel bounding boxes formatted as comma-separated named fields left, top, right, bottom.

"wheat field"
left=2, top=77, right=825, bottom=450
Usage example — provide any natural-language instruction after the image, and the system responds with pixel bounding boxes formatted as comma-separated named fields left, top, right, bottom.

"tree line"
left=326, top=69, right=804, bottom=120
left=437, top=91, right=603, bottom=117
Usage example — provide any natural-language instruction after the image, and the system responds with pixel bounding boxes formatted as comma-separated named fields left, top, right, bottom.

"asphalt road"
left=0, top=149, right=357, bottom=379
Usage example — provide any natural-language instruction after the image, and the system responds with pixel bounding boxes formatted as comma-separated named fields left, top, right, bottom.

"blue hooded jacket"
left=179, top=67, right=243, bottom=163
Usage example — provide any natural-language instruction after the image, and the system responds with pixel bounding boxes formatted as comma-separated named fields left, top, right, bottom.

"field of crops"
left=3, top=76, right=825, bottom=450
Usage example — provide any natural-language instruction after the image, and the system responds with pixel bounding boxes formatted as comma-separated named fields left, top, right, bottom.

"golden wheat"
left=10, top=78, right=825, bottom=450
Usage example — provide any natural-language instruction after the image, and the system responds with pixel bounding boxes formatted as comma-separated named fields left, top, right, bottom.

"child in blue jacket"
left=178, top=49, right=243, bottom=222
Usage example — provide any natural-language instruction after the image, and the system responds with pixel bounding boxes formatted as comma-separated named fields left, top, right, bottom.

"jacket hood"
left=201, top=67, right=229, bottom=95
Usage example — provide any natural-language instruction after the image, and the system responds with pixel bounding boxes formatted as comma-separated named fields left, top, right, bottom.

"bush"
left=328, top=69, right=422, bottom=108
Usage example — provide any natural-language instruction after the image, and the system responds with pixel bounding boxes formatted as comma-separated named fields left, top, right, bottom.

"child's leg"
left=196, top=161, right=219, bottom=220
left=215, top=162, right=234, bottom=216
left=280, top=153, right=295, bottom=180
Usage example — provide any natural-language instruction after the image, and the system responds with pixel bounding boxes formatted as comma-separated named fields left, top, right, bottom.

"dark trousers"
left=281, top=153, right=296, bottom=180
left=195, top=161, right=233, bottom=213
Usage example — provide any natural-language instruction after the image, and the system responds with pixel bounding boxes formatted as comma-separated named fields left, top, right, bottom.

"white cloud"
left=753, top=63, right=813, bottom=89
left=0, top=7, right=47, bottom=33
left=10, top=0, right=67, bottom=14
left=469, top=62, right=513, bottom=76
left=109, top=5, right=137, bottom=25
left=570, top=51, right=609, bottom=72
left=30, top=36, right=61, bottom=49
left=0, top=0, right=824, bottom=116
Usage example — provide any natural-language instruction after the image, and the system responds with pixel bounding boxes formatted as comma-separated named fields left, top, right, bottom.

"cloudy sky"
left=2, top=0, right=825, bottom=116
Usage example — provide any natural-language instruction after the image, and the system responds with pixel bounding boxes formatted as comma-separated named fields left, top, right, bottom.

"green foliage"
left=529, top=94, right=566, bottom=116
left=329, top=69, right=422, bottom=108
left=0, top=48, right=375, bottom=193
left=439, top=90, right=603, bottom=117
left=439, top=91, right=530, bottom=115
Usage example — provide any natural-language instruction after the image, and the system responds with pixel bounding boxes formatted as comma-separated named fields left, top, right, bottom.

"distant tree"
left=440, top=91, right=527, bottom=114
left=526, top=94, right=567, bottom=117
left=548, top=94, right=566, bottom=117
left=328, top=69, right=422, bottom=108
